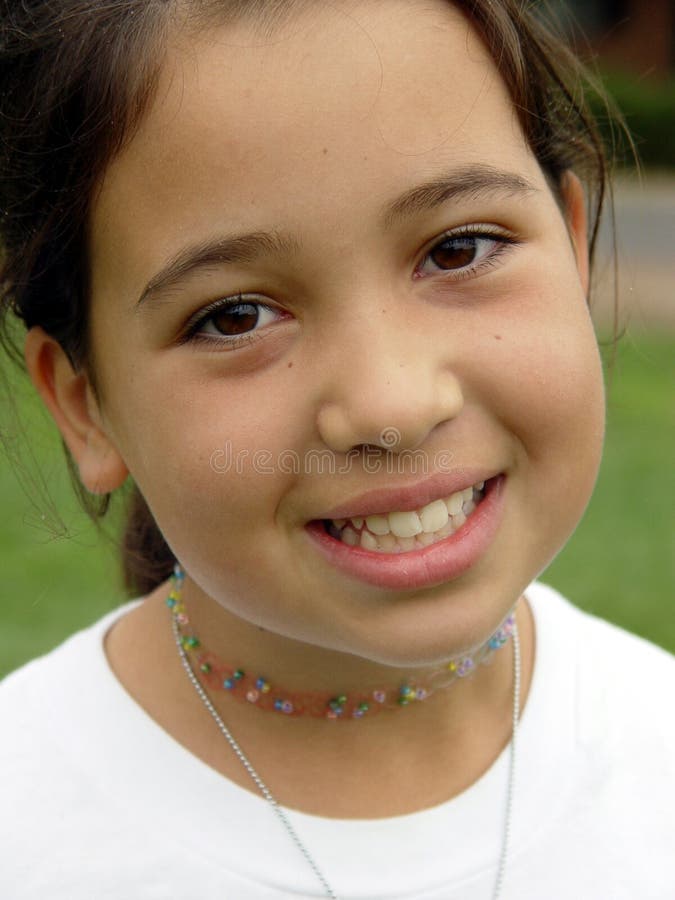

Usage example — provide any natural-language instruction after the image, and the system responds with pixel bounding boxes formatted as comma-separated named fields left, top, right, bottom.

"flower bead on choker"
left=167, top=564, right=516, bottom=720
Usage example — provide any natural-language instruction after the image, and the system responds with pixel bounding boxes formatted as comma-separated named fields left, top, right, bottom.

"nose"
left=315, top=310, right=463, bottom=455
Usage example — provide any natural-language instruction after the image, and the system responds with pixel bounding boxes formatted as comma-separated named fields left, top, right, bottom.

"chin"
left=328, top=581, right=521, bottom=669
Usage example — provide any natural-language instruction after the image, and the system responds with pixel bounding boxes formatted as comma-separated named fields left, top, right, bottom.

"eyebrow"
left=136, top=231, right=300, bottom=310
left=381, top=164, right=538, bottom=229
left=135, top=165, right=538, bottom=310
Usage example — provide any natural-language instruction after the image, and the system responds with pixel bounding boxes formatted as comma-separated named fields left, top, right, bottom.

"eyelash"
left=416, top=224, right=517, bottom=280
left=179, top=224, right=518, bottom=349
left=179, top=296, right=276, bottom=350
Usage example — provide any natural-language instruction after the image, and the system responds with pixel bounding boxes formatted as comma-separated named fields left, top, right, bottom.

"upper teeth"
left=332, top=481, right=485, bottom=538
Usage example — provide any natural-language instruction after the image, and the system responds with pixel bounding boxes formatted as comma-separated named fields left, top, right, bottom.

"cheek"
left=102, top=362, right=311, bottom=527
left=482, top=286, right=606, bottom=502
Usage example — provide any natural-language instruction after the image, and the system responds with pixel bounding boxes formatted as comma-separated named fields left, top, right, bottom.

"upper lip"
left=315, top=470, right=497, bottom=521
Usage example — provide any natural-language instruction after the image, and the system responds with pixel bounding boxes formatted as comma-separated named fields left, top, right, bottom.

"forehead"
left=91, top=0, right=541, bottom=285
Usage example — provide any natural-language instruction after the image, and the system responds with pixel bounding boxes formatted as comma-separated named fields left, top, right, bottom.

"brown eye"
left=429, top=237, right=480, bottom=270
left=211, top=302, right=260, bottom=336
left=416, top=230, right=512, bottom=279
left=184, top=296, right=284, bottom=346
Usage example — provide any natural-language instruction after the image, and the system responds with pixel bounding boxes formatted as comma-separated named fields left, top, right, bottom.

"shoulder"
left=0, top=601, right=142, bottom=774
left=0, top=602, right=145, bottom=868
left=0, top=599, right=141, bottom=697
left=517, top=583, right=675, bottom=885
left=527, top=580, right=674, bottom=678
left=527, top=580, right=675, bottom=751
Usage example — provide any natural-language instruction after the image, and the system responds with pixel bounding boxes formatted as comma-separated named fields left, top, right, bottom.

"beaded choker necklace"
left=167, top=564, right=516, bottom=720
left=169, top=561, right=522, bottom=898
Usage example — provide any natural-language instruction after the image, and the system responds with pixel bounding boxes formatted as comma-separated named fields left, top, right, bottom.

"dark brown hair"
left=0, top=0, right=616, bottom=596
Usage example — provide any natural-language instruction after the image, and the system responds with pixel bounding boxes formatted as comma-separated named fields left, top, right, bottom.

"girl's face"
left=87, top=0, right=604, bottom=664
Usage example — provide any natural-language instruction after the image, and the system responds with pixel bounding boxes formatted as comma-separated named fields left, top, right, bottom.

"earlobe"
left=24, top=327, right=129, bottom=494
left=560, top=170, right=590, bottom=298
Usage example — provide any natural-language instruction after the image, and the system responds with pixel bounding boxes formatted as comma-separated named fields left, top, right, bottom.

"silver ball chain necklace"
left=170, top=569, right=521, bottom=900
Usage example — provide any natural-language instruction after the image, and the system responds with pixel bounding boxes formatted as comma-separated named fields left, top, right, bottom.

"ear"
left=559, top=170, right=590, bottom=298
left=24, top=327, right=129, bottom=495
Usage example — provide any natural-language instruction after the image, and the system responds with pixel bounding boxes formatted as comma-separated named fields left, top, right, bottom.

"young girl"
left=0, top=1, right=672, bottom=898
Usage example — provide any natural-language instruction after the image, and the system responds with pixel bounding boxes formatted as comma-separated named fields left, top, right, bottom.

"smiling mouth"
left=320, top=479, right=487, bottom=554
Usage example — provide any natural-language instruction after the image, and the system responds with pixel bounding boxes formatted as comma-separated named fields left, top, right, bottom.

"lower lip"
left=304, top=475, right=505, bottom=591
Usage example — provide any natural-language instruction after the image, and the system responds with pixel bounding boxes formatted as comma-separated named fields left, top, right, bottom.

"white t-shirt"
left=0, top=581, right=673, bottom=899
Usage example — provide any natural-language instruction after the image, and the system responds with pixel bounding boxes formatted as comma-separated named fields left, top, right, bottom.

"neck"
left=104, top=571, right=535, bottom=817
left=167, top=564, right=517, bottom=722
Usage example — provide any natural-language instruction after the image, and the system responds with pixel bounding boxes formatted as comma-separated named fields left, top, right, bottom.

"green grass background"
left=1, top=329, right=673, bottom=678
